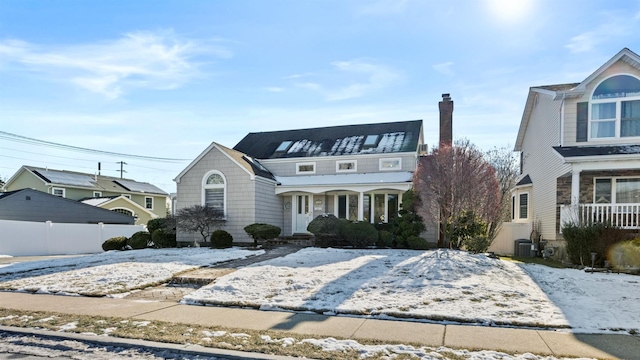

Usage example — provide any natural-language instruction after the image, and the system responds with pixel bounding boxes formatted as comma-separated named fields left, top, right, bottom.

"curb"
left=0, top=325, right=301, bottom=360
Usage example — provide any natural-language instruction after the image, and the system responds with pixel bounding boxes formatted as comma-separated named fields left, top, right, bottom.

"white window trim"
left=52, top=187, right=65, bottom=197
left=336, top=160, right=357, bottom=173
left=379, top=158, right=402, bottom=171
left=93, top=191, right=102, bottom=197
left=201, top=170, right=227, bottom=215
left=145, top=196, right=154, bottom=210
left=589, top=73, right=640, bottom=140
left=111, top=207, right=135, bottom=218
left=593, top=176, right=640, bottom=204
left=296, top=162, right=316, bottom=175
left=517, top=192, right=529, bottom=220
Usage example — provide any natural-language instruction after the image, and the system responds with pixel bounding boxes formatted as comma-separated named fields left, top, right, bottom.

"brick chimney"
left=439, top=93, right=453, bottom=148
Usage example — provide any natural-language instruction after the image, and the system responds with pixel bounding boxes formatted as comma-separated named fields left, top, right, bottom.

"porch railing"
left=577, top=203, right=640, bottom=229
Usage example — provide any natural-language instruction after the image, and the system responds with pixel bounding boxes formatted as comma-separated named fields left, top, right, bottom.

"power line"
left=0, top=131, right=191, bottom=162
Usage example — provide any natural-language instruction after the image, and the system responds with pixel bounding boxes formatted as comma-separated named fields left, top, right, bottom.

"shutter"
left=576, top=102, right=588, bottom=142
left=205, top=188, right=224, bottom=211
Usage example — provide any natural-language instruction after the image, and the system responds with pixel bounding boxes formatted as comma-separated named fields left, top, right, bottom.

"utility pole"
left=117, top=161, right=127, bottom=178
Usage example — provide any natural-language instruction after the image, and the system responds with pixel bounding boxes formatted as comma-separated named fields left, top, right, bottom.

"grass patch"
left=500, top=256, right=567, bottom=268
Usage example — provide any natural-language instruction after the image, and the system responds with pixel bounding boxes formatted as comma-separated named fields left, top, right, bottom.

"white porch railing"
left=562, top=203, right=640, bottom=229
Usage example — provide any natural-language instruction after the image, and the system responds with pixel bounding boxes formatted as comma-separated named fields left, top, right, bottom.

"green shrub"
left=389, top=190, right=426, bottom=248
left=340, top=221, right=378, bottom=248
left=210, top=230, right=233, bottom=248
left=102, top=236, right=128, bottom=251
left=563, top=222, right=630, bottom=266
left=608, top=237, right=640, bottom=269
left=152, top=228, right=177, bottom=248
left=407, top=236, right=429, bottom=250
left=448, top=211, right=488, bottom=250
left=244, top=223, right=281, bottom=247
left=128, top=231, right=151, bottom=249
left=307, top=214, right=343, bottom=247
left=463, top=235, right=491, bottom=253
left=377, top=230, right=394, bottom=248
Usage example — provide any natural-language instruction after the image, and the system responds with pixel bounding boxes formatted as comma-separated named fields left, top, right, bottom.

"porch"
left=560, top=203, right=640, bottom=229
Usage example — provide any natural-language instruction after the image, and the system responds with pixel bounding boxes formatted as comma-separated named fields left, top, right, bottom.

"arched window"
left=202, top=171, right=226, bottom=214
left=590, top=74, right=640, bottom=139
left=112, top=208, right=133, bottom=216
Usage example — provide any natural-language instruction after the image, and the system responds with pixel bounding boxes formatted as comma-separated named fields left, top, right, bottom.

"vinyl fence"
left=488, top=221, right=532, bottom=256
left=0, top=219, right=145, bottom=256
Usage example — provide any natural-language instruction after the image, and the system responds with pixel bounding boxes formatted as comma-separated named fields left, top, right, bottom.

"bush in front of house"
left=608, top=237, right=640, bottom=270
left=340, top=221, right=378, bottom=248
left=210, top=230, right=233, bottom=248
left=152, top=228, right=177, bottom=248
left=307, top=214, right=344, bottom=247
left=377, top=230, right=394, bottom=248
left=463, top=235, right=491, bottom=253
left=102, top=236, right=128, bottom=251
left=389, top=190, right=426, bottom=249
left=407, top=235, right=430, bottom=250
left=562, top=222, right=631, bottom=266
left=244, top=223, right=281, bottom=247
left=128, top=231, right=151, bottom=249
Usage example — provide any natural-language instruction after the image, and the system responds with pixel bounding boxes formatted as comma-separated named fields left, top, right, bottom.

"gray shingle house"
left=174, top=120, right=424, bottom=244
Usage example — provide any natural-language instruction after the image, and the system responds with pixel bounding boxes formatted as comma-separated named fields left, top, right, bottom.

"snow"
left=0, top=247, right=264, bottom=296
left=183, top=248, right=640, bottom=333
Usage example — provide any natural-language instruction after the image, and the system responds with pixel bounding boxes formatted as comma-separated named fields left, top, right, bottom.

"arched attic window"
left=202, top=171, right=226, bottom=214
left=590, top=75, right=640, bottom=138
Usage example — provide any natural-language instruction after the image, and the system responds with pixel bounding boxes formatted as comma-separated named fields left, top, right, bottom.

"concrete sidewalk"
left=0, top=292, right=638, bottom=359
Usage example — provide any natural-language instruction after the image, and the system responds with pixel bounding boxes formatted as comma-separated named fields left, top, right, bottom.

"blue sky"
left=1, top=0, right=640, bottom=193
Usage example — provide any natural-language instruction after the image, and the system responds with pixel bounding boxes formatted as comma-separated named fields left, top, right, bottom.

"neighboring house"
left=4, top=166, right=168, bottom=225
left=81, top=196, right=158, bottom=226
left=512, top=48, right=640, bottom=257
left=175, top=120, right=424, bottom=244
left=0, top=188, right=134, bottom=224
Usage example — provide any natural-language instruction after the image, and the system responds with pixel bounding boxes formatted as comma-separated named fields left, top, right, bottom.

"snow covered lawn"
left=0, top=248, right=263, bottom=296
left=183, top=248, right=640, bottom=333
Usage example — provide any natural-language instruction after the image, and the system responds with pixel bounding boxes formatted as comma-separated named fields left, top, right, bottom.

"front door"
left=295, top=194, right=312, bottom=233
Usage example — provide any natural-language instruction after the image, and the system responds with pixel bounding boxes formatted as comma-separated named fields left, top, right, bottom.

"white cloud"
left=432, top=61, right=454, bottom=76
left=565, top=12, right=636, bottom=53
left=293, top=59, right=400, bottom=101
left=0, top=30, right=232, bottom=99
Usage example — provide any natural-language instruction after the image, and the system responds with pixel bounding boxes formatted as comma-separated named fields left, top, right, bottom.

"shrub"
left=244, top=223, right=281, bottom=247
left=307, top=214, right=343, bottom=247
left=377, top=230, right=394, bottom=248
left=448, top=211, right=488, bottom=250
left=407, top=236, right=429, bottom=250
left=608, top=238, right=640, bottom=269
left=563, top=222, right=630, bottom=266
left=463, top=235, right=491, bottom=253
left=146, top=218, right=165, bottom=234
left=102, top=236, right=128, bottom=251
left=340, top=221, right=378, bottom=248
left=210, top=230, right=233, bottom=248
left=152, top=228, right=177, bottom=248
left=389, top=190, right=426, bottom=248
left=128, top=231, right=151, bottom=249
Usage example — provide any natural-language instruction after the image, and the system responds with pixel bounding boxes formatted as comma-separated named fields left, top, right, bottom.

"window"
left=379, top=158, right=401, bottom=171
left=336, top=160, right=356, bottom=172
left=112, top=208, right=133, bottom=216
left=52, top=188, right=65, bottom=197
left=590, top=75, right=640, bottom=139
left=511, top=195, right=516, bottom=220
left=203, top=171, right=226, bottom=213
left=276, top=141, right=292, bottom=152
left=518, top=193, right=529, bottom=220
left=363, top=135, right=379, bottom=148
left=93, top=191, right=102, bottom=197
left=594, top=177, right=640, bottom=204
left=296, top=162, right=316, bottom=174
left=145, top=197, right=153, bottom=210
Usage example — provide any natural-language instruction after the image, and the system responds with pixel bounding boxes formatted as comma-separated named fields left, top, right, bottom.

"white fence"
left=561, top=203, right=640, bottom=229
left=488, top=222, right=533, bottom=256
left=0, top=219, right=145, bottom=256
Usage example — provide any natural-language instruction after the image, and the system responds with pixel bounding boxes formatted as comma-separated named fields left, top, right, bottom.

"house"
left=4, top=166, right=169, bottom=225
left=512, top=48, right=640, bottom=258
left=174, top=119, right=425, bottom=244
left=0, top=188, right=134, bottom=224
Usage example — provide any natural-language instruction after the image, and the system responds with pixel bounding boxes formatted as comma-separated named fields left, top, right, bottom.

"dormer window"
left=276, top=141, right=292, bottom=152
left=363, top=135, right=379, bottom=148
left=296, top=162, right=316, bottom=174
left=590, top=75, right=640, bottom=139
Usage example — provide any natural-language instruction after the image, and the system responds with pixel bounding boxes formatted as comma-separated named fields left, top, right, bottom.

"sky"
left=1, top=0, right=640, bottom=193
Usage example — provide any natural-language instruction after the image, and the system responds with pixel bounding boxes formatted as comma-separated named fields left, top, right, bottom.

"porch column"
left=358, top=192, right=364, bottom=221
left=571, top=169, right=581, bottom=205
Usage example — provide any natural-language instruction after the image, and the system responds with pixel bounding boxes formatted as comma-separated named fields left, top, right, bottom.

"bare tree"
left=485, top=145, right=520, bottom=240
left=175, top=205, right=225, bottom=245
left=415, top=139, right=500, bottom=248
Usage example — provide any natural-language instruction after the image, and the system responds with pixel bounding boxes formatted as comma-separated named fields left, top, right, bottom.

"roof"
left=552, top=145, right=640, bottom=158
left=233, top=120, right=423, bottom=159
left=17, top=166, right=168, bottom=195
left=535, top=83, right=580, bottom=92
left=515, top=174, right=532, bottom=186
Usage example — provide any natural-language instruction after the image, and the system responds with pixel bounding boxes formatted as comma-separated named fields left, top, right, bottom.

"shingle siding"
left=261, top=153, right=417, bottom=177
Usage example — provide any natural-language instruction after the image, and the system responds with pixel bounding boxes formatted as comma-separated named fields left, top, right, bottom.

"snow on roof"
left=81, top=198, right=112, bottom=206
left=275, top=171, right=413, bottom=187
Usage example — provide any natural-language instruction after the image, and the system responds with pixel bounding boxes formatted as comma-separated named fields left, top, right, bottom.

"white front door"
left=295, top=194, right=312, bottom=233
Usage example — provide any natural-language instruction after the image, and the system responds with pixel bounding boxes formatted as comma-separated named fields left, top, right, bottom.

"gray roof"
left=553, top=145, right=640, bottom=158
left=515, top=174, right=532, bottom=186
left=233, top=120, right=423, bottom=159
